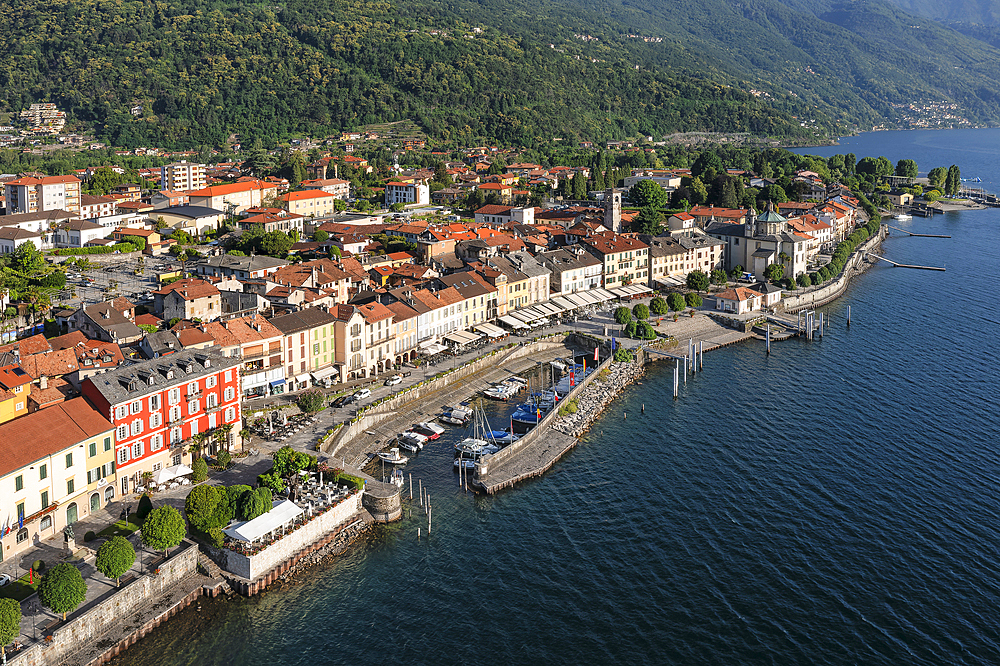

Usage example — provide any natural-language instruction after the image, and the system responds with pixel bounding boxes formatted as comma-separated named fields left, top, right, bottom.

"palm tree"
left=213, top=423, right=234, bottom=453
left=188, top=432, right=209, bottom=459
left=778, top=251, right=790, bottom=265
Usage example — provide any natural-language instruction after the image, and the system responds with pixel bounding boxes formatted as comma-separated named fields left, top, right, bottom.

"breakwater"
left=552, top=359, right=647, bottom=438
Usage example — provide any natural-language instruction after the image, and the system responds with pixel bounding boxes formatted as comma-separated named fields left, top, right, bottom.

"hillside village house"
left=579, top=232, right=649, bottom=287
left=301, top=178, right=351, bottom=199
left=81, top=349, right=242, bottom=496
left=187, top=180, right=279, bottom=215
left=0, top=398, right=116, bottom=564
left=202, top=315, right=285, bottom=398
left=536, top=246, right=602, bottom=294
left=155, top=205, right=226, bottom=237
left=385, top=181, right=430, bottom=206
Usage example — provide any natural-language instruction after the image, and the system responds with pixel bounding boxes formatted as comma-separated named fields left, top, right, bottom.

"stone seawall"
left=782, top=225, right=886, bottom=313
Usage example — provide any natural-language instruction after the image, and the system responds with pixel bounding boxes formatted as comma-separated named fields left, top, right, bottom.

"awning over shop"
left=563, top=293, right=592, bottom=308
left=535, top=302, right=564, bottom=315
left=269, top=379, right=286, bottom=387
left=475, top=323, right=507, bottom=338
left=550, top=296, right=577, bottom=311
left=223, top=500, right=303, bottom=543
left=655, top=276, right=686, bottom=289
left=591, top=288, right=617, bottom=301
left=310, top=366, right=339, bottom=382
left=444, top=330, right=481, bottom=346
left=421, top=343, right=448, bottom=355
left=294, top=373, right=311, bottom=384
left=498, top=315, right=529, bottom=330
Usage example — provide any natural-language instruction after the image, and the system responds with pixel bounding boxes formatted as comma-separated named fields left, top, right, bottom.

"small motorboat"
left=482, top=383, right=514, bottom=401
left=439, top=413, right=469, bottom=426
left=389, top=469, right=404, bottom=488
left=455, top=438, right=500, bottom=455
left=486, top=430, right=519, bottom=445
left=399, top=431, right=428, bottom=450
left=377, top=448, right=408, bottom=465
left=412, top=422, right=446, bottom=439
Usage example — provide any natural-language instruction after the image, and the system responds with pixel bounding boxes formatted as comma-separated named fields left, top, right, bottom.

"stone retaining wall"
left=9, top=541, right=198, bottom=666
left=361, top=488, right=402, bottom=522
left=325, top=336, right=569, bottom=457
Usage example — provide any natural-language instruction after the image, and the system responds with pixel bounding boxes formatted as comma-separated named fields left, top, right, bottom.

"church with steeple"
left=705, top=201, right=811, bottom=282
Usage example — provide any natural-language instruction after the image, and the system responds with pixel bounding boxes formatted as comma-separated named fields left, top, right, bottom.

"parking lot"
left=53, top=255, right=184, bottom=310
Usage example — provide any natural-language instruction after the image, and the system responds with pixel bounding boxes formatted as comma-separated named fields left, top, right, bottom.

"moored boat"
left=377, top=448, right=409, bottom=465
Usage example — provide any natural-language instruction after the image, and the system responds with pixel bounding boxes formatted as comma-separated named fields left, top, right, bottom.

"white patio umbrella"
left=166, top=463, right=194, bottom=478
left=152, top=468, right=177, bottom=485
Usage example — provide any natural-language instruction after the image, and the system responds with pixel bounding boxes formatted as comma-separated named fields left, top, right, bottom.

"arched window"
left=16, top=528, right=28, bottom=543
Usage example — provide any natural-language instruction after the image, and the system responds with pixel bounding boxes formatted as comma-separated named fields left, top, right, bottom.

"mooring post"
left=848, top=305, right=851, bottom=327
left=419, top=479, right=423, bottom=507
left=673, top=362, right=679, bottom=399
left=683, top=354, right=688, bottom=384
left=819, top=312, right=824, bottom=338
left=766, top=324, right=771, bottom=355
left=409, top=473, right=413, bottom=500
left=699, top=340, right=704, bottom=369
left=418, top=527, right=421, bottom=540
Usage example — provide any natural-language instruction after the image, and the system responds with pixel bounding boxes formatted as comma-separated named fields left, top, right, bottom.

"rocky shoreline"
left=552, top=359, right=646, bottom=438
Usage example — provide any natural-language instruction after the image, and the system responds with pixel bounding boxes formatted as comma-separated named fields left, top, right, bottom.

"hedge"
left=52, top=243, right=138, bottom=256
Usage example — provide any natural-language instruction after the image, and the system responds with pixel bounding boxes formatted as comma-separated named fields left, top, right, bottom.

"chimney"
left=39, top=375, right=48, bottom=390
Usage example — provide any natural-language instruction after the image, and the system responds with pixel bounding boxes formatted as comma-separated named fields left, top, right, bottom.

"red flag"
left=593, top=346, right=599, bottom=362
left=570, top=370, right=575, bottom=387
left=29, top=567, right=32, bottom=584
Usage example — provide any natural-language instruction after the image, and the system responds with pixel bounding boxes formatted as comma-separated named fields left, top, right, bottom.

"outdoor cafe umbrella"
left=152, top=468, right=176, bottom=485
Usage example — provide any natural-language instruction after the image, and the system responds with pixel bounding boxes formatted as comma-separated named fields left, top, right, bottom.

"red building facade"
left=81, top=349, right=242, bottom=495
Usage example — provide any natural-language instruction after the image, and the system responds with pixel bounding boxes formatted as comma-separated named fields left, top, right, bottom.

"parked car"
left=0, top=574, right=10, bottom=587
left=331, top=394, right=352, bottom=408
left=384, top=374, right=403, bottom=386
left=353, top=388, right=372, bottom=400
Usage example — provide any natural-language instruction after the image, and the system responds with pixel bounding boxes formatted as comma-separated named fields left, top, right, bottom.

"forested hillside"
left=4, top=0, right=1000, bottom=148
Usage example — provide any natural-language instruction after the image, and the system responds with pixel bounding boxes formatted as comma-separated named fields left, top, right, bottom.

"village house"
left=187, top=180, right=279, bottom=215
left=4, top=174, right=81, bottom=215
left=280, top=190, right=337, bottom=217
left=202, top=315, right=285, bottom=398
left=536, top=246, right=603, bottom=295
left=300, top=178, right=351, bottom=199
left=579, top=232, right=649, bottom=288
left=269, top=308, right=339, bottom=392
left=715, top=287, right=763, bottom=315
left=153, top=278, right=222, bottom=323
left=331, top=301, right=395, bottom=382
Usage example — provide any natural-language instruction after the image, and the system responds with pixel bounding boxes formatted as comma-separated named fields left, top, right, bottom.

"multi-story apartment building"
left=269, top=308, right=339, bottom=392
left=579, top=232, right=649, bottom=288
left=331, top=302, right=395, bottom=382
left=187, top=180, right=279, bottom=215
left=160, top=161, right=206, bottom=192
left=385, top=181, right=430, bottom=206
left=279, top=190, right=337, bottom=217
left=300, top=178, right=351, bottom=199
left=0, top=398, right=115, bottom=564
left=80, top=349, right=242, bottom=496
left=435, top=271, right=498, bottom=329
left=4, top=175, right=81, bottom=214
left=536, top=246, right=603, bottom=295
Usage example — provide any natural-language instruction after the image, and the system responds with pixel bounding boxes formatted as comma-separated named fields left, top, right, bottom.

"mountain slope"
left=3, top=0, right=1000, bottom=148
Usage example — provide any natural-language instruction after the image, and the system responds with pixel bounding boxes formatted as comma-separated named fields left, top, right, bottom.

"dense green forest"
left=4, top=0, right=1000, bottom=148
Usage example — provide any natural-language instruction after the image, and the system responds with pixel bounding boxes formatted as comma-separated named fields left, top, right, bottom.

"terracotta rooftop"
left=0, top=397, right=113, bottom=478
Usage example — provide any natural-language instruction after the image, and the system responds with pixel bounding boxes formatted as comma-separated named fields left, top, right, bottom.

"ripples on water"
left=113, top=207, right=1000, bottom=665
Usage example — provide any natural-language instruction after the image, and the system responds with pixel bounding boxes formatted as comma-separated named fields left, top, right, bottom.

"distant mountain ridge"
left=2, top=0, right=1000, bottom=148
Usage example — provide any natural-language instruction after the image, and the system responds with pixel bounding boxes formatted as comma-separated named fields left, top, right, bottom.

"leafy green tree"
left=710, top=269, right=728, bottom=285
left=136, top=494, right=154, bottom=523
left=625, top=177, right=660, bottom=207
left=927, top=167, right=947, bottom=189
left=650, top=296, right=669, bottom=315
left=685, top=292, right=702, bottom=308
left=632, top=303, right=649, bottom=320
left=259, top=231, right=293, bottom=257
left=632, top=206, right=663, bottom=234
left=38, top=563, right=87, bottom=620
left=191, top=458, right=208, bottom=483
left=729, top=264, right=744, bottom=279
left=895, top=159, right=917, bottom=178
left=796, top=274, right=811, bottom=287
left=185, top=484, right=223, bottom=531
left=314, top=230, right=330, bottom=242
left=272, top=445, right=314, bottom=478
left=635, top=321, right=657, bottom=340
left=691, top=150, right=724, bottom=179
left=613, top=346, right=634, bottom=362
left=240, top=487, right=274, bottom=521
left=688, top=177, right=708, bottom=205
left=571, top=172, right=587, bottom=200
left=258, top=471, right=286, bottom=495
left=624, top=320, right=637, bottom=338
left=12, top=242, right=45, bottom=274
left=613, top=306, right=632, bottom=326
left=389, top=202, right=405, bottom=213
left=141, top=506, right=187, bottom=556
left=686, top=270, right=709, bottom=292
left=119, top=235, right=147, bottom=251
left=95, top=536, right=136, bottom=587
left=946, top=165, right=961, bottom=196
left=0, top=598, right=21, bottom=659
left=666, top=292, right=686, bottom=311
left=761, top=183, right=788, bottom=204
left=764, top=263, right=785, bottom=281
left=334, top=199, right=348, bottom=212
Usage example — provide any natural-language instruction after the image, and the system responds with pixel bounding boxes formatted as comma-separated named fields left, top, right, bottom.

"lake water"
left=113, top=130, right=1000, bottom=666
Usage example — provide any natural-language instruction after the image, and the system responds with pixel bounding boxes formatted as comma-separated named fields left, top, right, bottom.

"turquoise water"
left=114, top=130, right=1000, bottom=665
